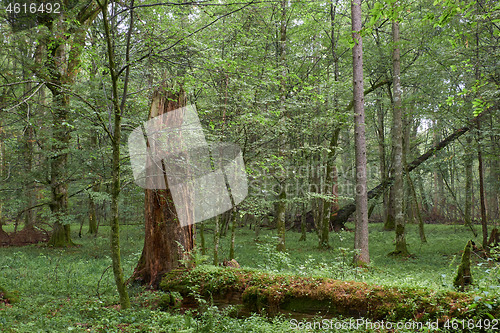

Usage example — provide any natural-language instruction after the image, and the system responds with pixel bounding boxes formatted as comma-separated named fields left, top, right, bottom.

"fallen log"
left=159, top=265, right=499, bottom=322
left=331, top=109, right=492, bottom=229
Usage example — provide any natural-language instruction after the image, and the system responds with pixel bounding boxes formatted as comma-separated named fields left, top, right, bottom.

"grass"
left=0, top=221, right=498, bottom=332
left=207, top=222, right=497, bottom=292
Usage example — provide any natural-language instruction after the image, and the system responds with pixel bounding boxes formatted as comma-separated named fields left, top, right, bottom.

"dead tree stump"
left=453, top=240, right=473, bottom=291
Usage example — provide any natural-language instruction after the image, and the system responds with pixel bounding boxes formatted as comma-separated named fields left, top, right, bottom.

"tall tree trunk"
left=47, top=89, right=74, bottom=247
left=464, top=135, right=474, bottom=228
left=319, top=0, right=341, bottom=247
left=276, top=189, right=287, bottom=252
left=23, top=123, right=35, bottom=229
left=389, top=7, right=409, bottom=256
left=320, top=129, right=340, bottom=249
left=376, top=95, right=389, bottom=227
left=384, top=185, right=396, bottom=230
left=276, top=0, right=287, bottom=252
left=200, top=222, right=206, bottom=255
left=299, top=203, right=307, bottom=241
left=0, top=117, right=5, bottom=233
left=42, top=4, right=100, bottom=246
left=351, top=0, right=369, bottom=265
left=229, top=208, right=237, bottom=260
left=131, top=87, right=195, bottom=287
left=488, top=114, right=500, bottom=221
left=100, top=0, right=131, bottom=308
left=214, top=216, right=220, bottom=265
left=477, top=125, right=488, bottom=249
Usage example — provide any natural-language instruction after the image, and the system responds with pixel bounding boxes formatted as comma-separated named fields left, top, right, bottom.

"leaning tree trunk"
left=330, top=108, right=492, bottom=229
left=131, top=87, right=195, bottom=288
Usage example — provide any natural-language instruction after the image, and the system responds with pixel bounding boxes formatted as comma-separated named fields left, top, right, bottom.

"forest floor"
left=0, top=222, right=498, bottom=332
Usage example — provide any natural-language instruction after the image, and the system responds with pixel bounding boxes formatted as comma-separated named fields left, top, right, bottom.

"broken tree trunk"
left=130, top=86, right=195, bottom=288
left=453, top=240, right=473, bottom=291
left=331, top=109, right=491, bottom=229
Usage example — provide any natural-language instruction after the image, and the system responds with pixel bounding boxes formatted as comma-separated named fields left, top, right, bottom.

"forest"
left=0, top=0, right=499, bottom=332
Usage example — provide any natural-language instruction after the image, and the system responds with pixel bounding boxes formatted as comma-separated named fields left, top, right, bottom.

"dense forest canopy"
left=0, top=0, right=499, bottom=329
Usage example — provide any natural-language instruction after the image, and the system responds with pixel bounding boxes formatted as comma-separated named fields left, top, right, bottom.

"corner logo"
left=128, top=105, right=247, bottom=227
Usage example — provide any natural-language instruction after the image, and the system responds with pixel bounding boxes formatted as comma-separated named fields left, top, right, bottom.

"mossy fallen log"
left=160, top=265, right=499, bottom=322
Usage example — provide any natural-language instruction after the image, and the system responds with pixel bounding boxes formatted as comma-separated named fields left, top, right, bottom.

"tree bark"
left=229, top=208, right=237, bottom=260
left=477, top=124, right=488, bottom=249
left=464, top=135, right=473, bottom=228
left=131, top=87, right=195, bottom=288
left=275, top=0, right=287, bottom=252
left=351, top=0, right=369, bottom=265
left=99, top=0, right=131, bottom=308
left=214, top=216, right=220, bottom=265
left=389, top=11, right=410, bottom=257
left=42, top=3, right=100, bottom=247
left=376, top=96, right=390, bottom=229
left=320, top=129, right=340, bottom=249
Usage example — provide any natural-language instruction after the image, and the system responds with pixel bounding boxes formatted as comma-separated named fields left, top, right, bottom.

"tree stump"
left=453, top=240, right=473, bottom=291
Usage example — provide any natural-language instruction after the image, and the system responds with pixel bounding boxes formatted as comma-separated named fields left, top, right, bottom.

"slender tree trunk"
left=22, top=74, right=35, bottom=229
left=214, top=216, right=220, bottom=265
left=88, top=134, right=99, bottom=235
left=276, top=0, right=287, bottom=252
left=384, top=186, right=396, bottom=230
left=99, top=0, right=131, bottom=308
left=351, top=0, right=369, bottom=265
left=389, top=7, right=409, bottom=256
left=229, top=208, right=237, bottom=260
left=320, top=129, right=340, bottom=249
left=488, top=113, right=500, bottom=221
left=299, top=203, right=307, bottom=241
left=477, top=126, right=488, bottom=249
left=0, top=117, right=5, bottom=233
left=376, top=96, right=389, bottom=226
left=200, top=222, right=206, bottom=255
left=319, top=0, right=341, bottom=246
left=464, top=135, right=474, bottom=229
left=407, top=170, right=426, bottom=243
left=276, top=189, right=287, bottom=252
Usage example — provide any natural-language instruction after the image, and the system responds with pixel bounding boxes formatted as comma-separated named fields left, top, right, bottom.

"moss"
left=281, top=297, right=335, bottom=315
left=48, top=223, right=76, bottom=247
left=158, top=292, right=183, bottom=310
left=453, top=240, right=473, bottom=291
left=241, top=286, right=268, bottom=313
left=158, top=265, right=499, bottom=321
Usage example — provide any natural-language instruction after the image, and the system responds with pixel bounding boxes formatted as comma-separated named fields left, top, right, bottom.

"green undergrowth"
left=202, top=222, right=500, bottom=295
left=0, top=222, right=498, bottom=332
